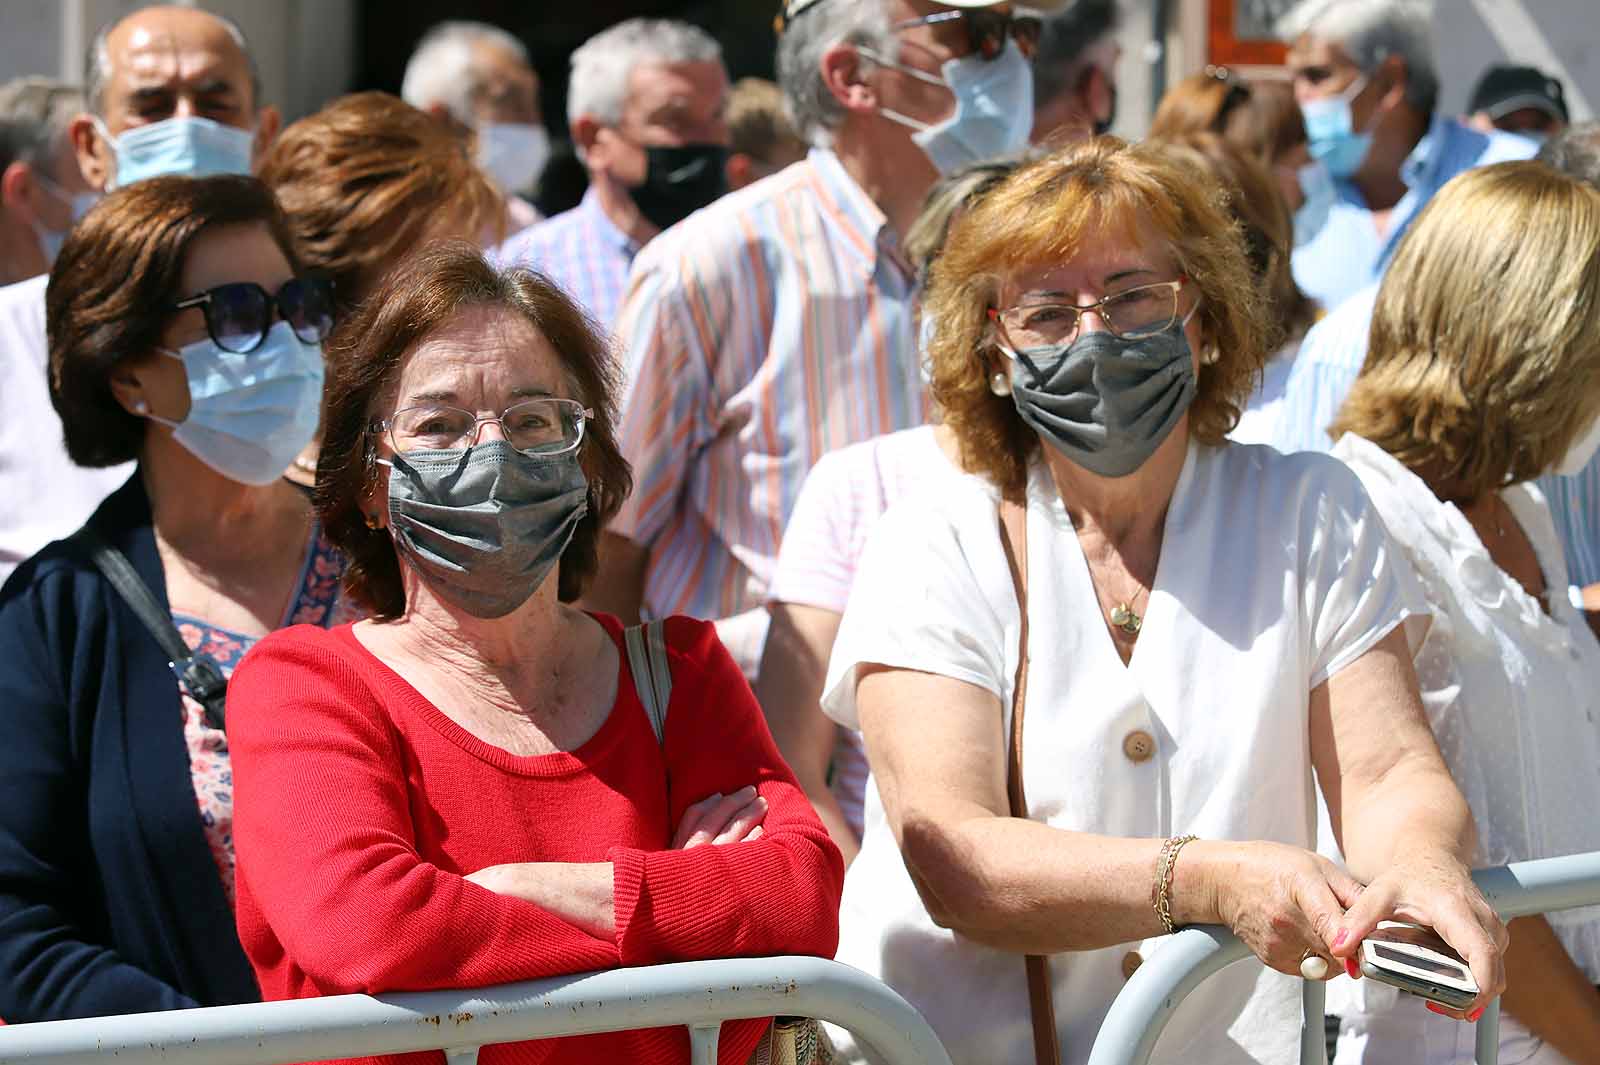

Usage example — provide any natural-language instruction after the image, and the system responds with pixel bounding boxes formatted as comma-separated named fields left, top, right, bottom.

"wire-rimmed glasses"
left=987, top=279, right=1189, bottom=355
left=375, top=397, right=594, bottom=457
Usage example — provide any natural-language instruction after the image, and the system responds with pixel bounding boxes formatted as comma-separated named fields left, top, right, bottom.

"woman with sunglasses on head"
left=222, top=245, right=843, bottom=1065
left=820, top=139, right=1504, bottom=1065
left=0, top=174, right=338, bottom=1022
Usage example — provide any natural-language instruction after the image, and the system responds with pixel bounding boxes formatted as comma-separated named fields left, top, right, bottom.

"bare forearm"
left=1336, top=755, right=1475, bottom=884
left=1501, top=915, right=1600, bottom=1064
left=903, top=809, right=1182, bottom=952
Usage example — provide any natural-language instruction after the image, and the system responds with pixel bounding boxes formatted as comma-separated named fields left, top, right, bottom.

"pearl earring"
left=132, top=400, right=149, bottom=414
left=1202, top=346, right=1221, bottom=366
left=989, top=371, right=1013, bottom=397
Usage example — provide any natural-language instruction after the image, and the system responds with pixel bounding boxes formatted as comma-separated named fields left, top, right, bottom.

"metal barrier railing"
left=1086, top=851, right=1600, bottom=1065
left=0, top=955, right=953, bottom=1065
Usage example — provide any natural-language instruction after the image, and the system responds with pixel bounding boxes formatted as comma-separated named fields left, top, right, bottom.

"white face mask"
left=1555, top=414, right=1600, bottom=476
left=863, top=39, right=1035, bottom=176
left=94, top=115, right=255, bottom=190
left=477, top=122, right=551, bottom=195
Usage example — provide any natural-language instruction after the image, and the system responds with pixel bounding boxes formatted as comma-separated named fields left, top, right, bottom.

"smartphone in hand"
left=1358, top=921, right=1479, bottom=1010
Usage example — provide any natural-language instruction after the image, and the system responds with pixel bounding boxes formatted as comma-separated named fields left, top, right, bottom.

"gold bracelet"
left=1152, top=834, right=1199, bottom=935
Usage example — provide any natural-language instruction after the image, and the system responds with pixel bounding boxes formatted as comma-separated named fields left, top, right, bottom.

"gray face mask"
left=1009, top=323, right=1197, bottom=479
left=386, top=441, right=589, bottom=618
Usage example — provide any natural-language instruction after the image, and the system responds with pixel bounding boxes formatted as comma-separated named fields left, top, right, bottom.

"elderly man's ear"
left=819, top=43, right=879, bottom=117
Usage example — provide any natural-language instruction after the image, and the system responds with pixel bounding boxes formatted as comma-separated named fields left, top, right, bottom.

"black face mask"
left=629, top=144, right=729, bottom=232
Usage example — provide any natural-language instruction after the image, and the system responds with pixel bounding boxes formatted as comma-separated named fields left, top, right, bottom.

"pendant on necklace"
left=1110, top=602, right=1143, bottom=636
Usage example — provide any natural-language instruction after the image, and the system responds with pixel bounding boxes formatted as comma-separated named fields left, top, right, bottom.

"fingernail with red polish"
left=1425, top=1002, right=1449, bottom=1016
left=1469, top=1008, right=1484, bottom=1022
left=1332, top=930, right=1349, bottom=950
left=1344, top=958, right=1360, bottom=979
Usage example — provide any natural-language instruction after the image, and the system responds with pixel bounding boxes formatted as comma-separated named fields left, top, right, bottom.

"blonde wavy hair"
left=925, top=137, right=1273, bottom=498
left=1331, top=161, right=1600, bottom=498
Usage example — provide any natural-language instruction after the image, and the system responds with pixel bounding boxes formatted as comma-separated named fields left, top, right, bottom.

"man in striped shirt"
left=585, top=0, right=1061, bottom=675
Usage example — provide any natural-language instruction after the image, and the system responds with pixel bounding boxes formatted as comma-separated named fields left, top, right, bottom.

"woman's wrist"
left=1163, top=837, right=1224, bottom=928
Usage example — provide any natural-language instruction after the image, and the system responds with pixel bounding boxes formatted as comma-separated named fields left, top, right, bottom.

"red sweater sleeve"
left=228, top=627, right=620, bottom=995
left=609, top=617, right=844, bottom=967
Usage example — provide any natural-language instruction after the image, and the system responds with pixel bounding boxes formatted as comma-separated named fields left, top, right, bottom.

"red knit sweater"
left=228, top=614, right=843, bottom=1065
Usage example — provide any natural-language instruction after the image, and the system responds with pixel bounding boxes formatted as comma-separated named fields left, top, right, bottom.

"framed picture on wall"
left=1209, top=0, right=1292, bottom=65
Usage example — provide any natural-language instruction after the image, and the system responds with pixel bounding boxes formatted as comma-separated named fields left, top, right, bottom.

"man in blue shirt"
left=1269, top=123, right=1600, bottom=598
left=1278, top=0, right=1534, bottom=310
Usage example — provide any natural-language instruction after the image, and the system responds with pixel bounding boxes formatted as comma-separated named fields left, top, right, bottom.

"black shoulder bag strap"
left=69, top=527, right=229, bottom=732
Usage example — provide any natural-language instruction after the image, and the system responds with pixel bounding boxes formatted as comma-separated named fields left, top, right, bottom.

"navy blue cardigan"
left=0, top=474, right=259, bottom=1022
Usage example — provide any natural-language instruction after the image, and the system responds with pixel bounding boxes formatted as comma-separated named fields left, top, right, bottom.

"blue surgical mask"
left=1293, top=160, right=1337, bottom=247
left=1301, top=76, right=1372, bottom=180
left=865, top=39, right=1034, bottom=176
left=142, top=320, right=325, bottom=484
left=94, top=115, right=255, bottom=190
left=29, top=173, right=82, bottom=267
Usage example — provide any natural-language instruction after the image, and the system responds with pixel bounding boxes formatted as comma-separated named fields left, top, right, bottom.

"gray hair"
left=0, top=77, right=84, bottom=170
left=776, top=0, right=895, bottom=145
left=1032, top=0, right=1121, bottom=111
left=85, top=7, right=261, bottom=116
left=1278, top=0, right=1438, bottom=114
left=1538, top=122, right=1600, bottom=190
left=401, top=21, right=531, bottom=125
left=567, top=18, right=723, bottom=129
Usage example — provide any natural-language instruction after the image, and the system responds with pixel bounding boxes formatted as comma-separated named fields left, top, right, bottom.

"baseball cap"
left=1468, top=64, right=1569, bottom=124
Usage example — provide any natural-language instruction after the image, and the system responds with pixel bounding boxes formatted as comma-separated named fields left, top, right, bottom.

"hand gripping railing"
left=0, top=955, right=953, bottom=1065
left=1086, top=851, right=1600, bottom=1065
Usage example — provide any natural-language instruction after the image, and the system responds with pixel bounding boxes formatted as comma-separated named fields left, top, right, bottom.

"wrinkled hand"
left=672, top=785, right=768, bottom=849
left=463, top=863, right=524, bottom=897
left=1332, top=852, right=1508, bottom=1021
left=1200, top=840, right=1365, bottom=979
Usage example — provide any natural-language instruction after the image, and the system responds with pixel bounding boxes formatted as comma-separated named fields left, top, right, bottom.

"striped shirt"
left=1291, top=115, right=1536, bottom=311
left=1269, top=283, right=1600, bottom=589
left=610, top=149, right=926, bottom=666
left=495, top=188, right=640, bottom=328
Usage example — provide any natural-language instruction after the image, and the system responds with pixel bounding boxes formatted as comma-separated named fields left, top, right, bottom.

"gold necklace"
left=1109, top=602, right=1143, bottom=636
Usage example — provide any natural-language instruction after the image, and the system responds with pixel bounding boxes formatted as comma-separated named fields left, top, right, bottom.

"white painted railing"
left=0, top=955, right=952, bottom=1065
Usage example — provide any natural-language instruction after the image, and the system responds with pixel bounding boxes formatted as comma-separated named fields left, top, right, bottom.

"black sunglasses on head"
left=171, top=277, right=337, bottom=354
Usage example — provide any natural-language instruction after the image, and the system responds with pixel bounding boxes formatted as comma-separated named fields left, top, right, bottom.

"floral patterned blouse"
left=174, top=526, right=348, bottom=905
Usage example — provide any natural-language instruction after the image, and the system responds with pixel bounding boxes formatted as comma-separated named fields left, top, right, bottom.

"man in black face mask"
left=496, top=18, right=729, bottom=329
left=1030, top=0, right=1121, bottom=142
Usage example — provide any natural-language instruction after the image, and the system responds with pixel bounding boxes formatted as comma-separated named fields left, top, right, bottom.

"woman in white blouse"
left=1328, top=161, right=1600, bottom=1065
left=820, top=139, right=1506, bottom=1065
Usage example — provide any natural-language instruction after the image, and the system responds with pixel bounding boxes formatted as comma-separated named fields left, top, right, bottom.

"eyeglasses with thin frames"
left=988, top=279, right=1191, bottom=356
left=373, top=397, right=595, bottom=457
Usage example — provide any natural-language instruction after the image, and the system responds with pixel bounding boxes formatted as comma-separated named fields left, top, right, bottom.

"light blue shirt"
left=1291, top=116, right=1537, bottom=310
left=494, top=188, right=642, bottom=329
left=1267, top=283, right=1600, bottom=588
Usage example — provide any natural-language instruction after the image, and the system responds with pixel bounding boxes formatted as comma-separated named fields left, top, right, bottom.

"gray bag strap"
left=68, top=527, right=229, bottom=732
left=623, top=619, right=672, bottom=745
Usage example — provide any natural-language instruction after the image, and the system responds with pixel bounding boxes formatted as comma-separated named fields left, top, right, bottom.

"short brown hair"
left=46, top=175, right=300, bottom=467
left=258, top=92, right=502, bottom=317
left=925, top=137, right=1272, bottom=498
left=318, top=243, right=632, bottom=618
left=1331, top=161, right=1600, bottom=497
left=726, top=77, right=805, bottom=165
left=1153, top=132, right=1317, bottom=341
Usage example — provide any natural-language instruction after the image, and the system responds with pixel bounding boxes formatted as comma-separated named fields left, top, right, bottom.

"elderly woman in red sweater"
left=226, top=244, right=843, bottom=1065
